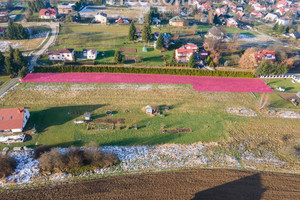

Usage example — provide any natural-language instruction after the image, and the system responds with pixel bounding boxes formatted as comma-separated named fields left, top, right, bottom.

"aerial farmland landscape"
left=0, top=0, right=299, bottom=199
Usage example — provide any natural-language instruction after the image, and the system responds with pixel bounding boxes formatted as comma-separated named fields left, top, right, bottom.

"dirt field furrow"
left=1, top=169, right=300, bottom=200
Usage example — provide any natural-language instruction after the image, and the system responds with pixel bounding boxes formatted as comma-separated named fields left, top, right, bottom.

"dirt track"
left=1, top=169, right=300, bottom=200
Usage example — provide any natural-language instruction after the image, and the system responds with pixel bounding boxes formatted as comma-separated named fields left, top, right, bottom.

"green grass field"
left=263, top=79, right=300, bottom=93
left=0, top=82, right=299, bottom=163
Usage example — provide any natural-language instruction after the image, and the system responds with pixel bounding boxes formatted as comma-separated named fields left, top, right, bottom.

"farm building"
left=57, top=3, right=75, bottom=14
left=0, top=107, right=30, bottom=133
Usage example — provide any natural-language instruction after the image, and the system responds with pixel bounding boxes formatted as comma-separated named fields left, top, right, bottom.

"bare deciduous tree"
left=257, top=94, right=270, bottom=111
left=239, top=47, right=257, bottom=69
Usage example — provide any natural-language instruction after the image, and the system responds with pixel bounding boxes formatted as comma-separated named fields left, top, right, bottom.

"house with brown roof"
left=39, top=8, right=57, bottom=19
left=58, top=3, right=75, bottom=14
left=48, top=48, right=74, bottom=61
left=0, top=108, right=30, bottom=133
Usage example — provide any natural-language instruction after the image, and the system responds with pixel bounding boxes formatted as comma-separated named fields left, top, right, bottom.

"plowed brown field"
left=1, top=169, right=300, bottom=200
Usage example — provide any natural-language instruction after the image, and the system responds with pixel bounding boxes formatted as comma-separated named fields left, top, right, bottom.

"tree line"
left=3, top=22, right=28, bottom=40
left=0, top=46, right=28, bottom=77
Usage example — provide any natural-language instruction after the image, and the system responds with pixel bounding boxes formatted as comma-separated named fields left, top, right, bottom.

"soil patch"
left=94, top=118, right=125, bottom=124
left=1, top=169, right=300, bottom=200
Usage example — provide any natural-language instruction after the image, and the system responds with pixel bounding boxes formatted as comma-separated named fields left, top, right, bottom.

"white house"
left=0, top=107, right=30, bottom=133
left=264, top=13, right=278, bottom=22
left=39, top=8, right=57, bottom=19
left=83, top=49, right=97, bottom=60
left=48, top=48, right=74, bottom=61
left=276, top=18, right=292, bottom=26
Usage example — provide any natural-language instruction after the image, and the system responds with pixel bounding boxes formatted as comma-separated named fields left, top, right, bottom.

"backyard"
left=0, top=82, right=299, bottom=163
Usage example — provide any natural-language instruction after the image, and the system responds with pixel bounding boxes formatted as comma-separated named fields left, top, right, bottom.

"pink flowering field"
left=21, top=73, right=274, bottom=93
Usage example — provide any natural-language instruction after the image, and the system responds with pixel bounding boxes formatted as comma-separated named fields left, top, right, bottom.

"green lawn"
left=264, top=79, right=300, bottom=93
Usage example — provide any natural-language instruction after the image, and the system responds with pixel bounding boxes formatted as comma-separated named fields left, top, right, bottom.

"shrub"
left=33, top=145, right=51, bottom=159
left=38, top=146, right=119, bottom=173
left=0, top=155, right=17, bottom=178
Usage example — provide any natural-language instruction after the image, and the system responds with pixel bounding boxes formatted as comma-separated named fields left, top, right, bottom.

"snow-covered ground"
left=1, top=143, right=293, bottom=188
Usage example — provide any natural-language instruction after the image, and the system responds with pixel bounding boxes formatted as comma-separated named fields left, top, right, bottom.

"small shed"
left=85, top=112, right=91, bottom=120
left=277, top=87, right=285, bottom=92
left=145, top=105, right=153, bottom=114
left=142, top=46, right=147, bottom=52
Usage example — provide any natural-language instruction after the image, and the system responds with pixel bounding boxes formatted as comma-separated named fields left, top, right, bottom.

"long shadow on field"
left=192, top=173, right=267, bottom=200
left=28, top=104, right=107, bottom=134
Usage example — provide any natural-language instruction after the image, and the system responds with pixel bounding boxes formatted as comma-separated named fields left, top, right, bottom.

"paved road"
left=27, top=22, right=59, bottom=71
left=0, top=78, right=18, bottom=98
left=0, top=22, right=59, bottom=98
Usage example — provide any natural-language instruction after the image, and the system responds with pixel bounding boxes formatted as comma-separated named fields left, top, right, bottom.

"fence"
left=260, top=75, right=300, bottom=83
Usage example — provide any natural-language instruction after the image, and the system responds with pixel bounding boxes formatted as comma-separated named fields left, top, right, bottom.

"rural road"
left=27, top=22, right=59, bottom=71
left=0, top=78, right=18, bottom=98
left=0, top=22, right=59, bottom=98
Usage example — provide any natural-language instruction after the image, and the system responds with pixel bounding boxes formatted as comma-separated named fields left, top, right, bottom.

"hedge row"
left=34, top=66, right=255, bottom=78
left=26, top=18, right=53, bottom=22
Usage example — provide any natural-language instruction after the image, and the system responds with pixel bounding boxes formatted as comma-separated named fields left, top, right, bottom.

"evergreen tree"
left=156, top=33, right=164, bottom=50
left=6, top=22, right=27, bottom=40
left=146, top=13, right=152, bottom=25
left=13, top=49, right=27, bottom=71
left=142, top=24, right=151, bottom=43
left=213, top=14, right=220, bottom=25
left=128, top=21, right=136, bottom=41
left=18, top=66, right=29, bottom=78
left=114, top=50, right=122, bottom=63
left=256, top=60, right=288, bottom=75
left=273, top=23, right=279, bottom=31
left=170, top=50, right=177, bottom=65
left=0, top=52, right=4, bottom=72
left=5, top=57, right=13, bottom=75
left=188, top=53, right=196, bottom=68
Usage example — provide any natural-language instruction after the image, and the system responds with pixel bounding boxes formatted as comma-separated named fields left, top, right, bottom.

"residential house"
left=289, top=32, right=300, bottom=39
left=48, top=48, right=74, bottom=61
left=57, top=3, right=75, bottom=14
left=175, top=44, right=198, bottom=63
left=250, top=10, right=263, bottom=18
left=276, top=0, right=289, bottom=8
left=216, top=7, right=228, bottom=16
left=198, top=2, right=212, bottom=11
left=275, top=8, right=287, bottom=16
left=193, top=0, right=202, bottom=9
left=83, top=49, right=98, bottom=60
left=226, top=18, right=238, bottom=27
left=169, top=16, right=188, bottom=26
left=254, top=50, right=276, bottom=63
left=264, top=13, right=279, bottom=22
left=249, top=1, right=258, bottom=5
left=39, top=8, right=57, bottom=19
left=0, top=27, right=6, bottom=38
left=205, top=26, right=226, bottom=40
left=95, top=12, right=107, bottom=24
left=115, top=17, right=129, bottom=24
left=0, top=12, right=8, bottom=22
left=0, top=108, right=30, bottom=133
left=199, top=50, right=209, bottom=59
left=276, top=17, right=292, bottom=26
left=253, top=5, right=267, bottom=12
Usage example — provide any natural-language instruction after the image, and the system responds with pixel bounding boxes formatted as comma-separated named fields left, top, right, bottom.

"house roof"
left=87, top=49, right=97, bottom=54
left=176, top=44, right=198, bottom=54
left=254, top=50, right=276, bottom=61
left=39, top=8, right=57, bottom=16
left=48, top=48, right=74, bottom=55
left=96, top=12, right=107, bottom=17
left=0, top=108, right=26, bottom=130
left=0, top=11, right=8, bottom=17
left=251, top=10, right=262, bottom=15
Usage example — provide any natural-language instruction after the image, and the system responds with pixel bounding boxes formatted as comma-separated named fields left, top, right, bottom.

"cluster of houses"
left=174, top=43, right=208, bottom=64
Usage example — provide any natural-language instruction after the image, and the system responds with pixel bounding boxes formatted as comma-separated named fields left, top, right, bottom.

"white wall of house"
left=49, top=52, right=74, bottom=61
left=40, top=15, right=56, bottom=19
left=87, top=50, right=97, bottom=59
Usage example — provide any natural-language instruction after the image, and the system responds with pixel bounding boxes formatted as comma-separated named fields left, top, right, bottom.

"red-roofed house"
left=199, top=50, right=209, bottom=59
left=175, top=44, right=198, bottom=63
left=249, top=1, right=258, bottom=5
left=0, top=108, right=30, bottom=133
left=277, top=0, right=288, bottom=8
left=254, top=50, right=276, bottom=62
left=39, top=8, right=57, bottom=19
left=250, top=11, right=263, bottom=18
left=216, top=7, right=228, bottom=16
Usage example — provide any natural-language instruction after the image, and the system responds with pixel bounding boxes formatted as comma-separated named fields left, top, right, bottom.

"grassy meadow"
left=0, top=82, right=299, bottom=162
